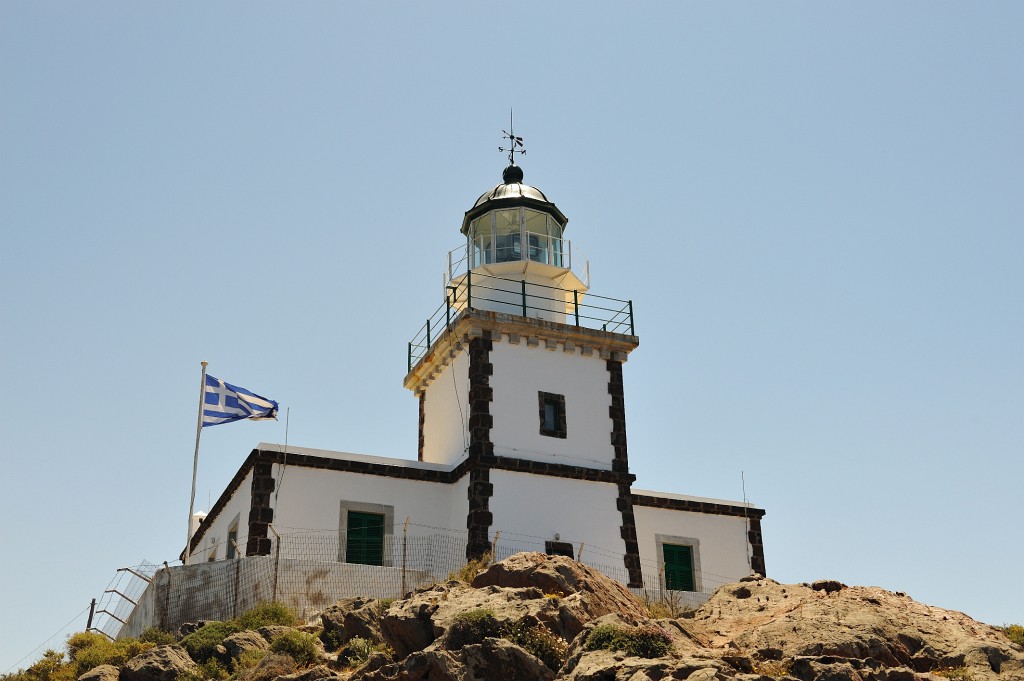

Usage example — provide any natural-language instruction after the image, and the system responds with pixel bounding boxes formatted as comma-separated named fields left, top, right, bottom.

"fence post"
left=576, top=542, right=585, bottom=561
left=161, top=561, right=172, bottom=632
left=467, top=270, right=472, bottom=308
left=233, top=551, right=241, bottom=619
left=401, top=516, right=410, bottom=596
left=573, top=290, right=580, bottom=327
left=628, top=300, right=634, bottom=336
left=446, top=293, right=451, bottom=330
left=426, top=319, right=431, bottom=347
left=490, top=530, right=500, bottom=564
left=269, top=525, right=281, bottom=603
left=407, top=342, right=412, bottom=373
left=521, top=280, right=527, bottom=317
left=86, top=598, right=96, bottom=630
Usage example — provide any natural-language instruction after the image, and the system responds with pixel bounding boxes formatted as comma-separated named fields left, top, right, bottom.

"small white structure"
left=187, top=163, right=766, bottom=597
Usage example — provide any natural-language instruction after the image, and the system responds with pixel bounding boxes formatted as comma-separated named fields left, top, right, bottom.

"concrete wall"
left=633, top=503, right=752, bottom=593
left=421, top=351, right=470, bottom=466
left=488, top=471, right=623, bottom=558
left=119, top=556, right=432, bottom=638
left=188, top=470, right=253, bottom=565
left=489, top=341, right=615, bottom=469
left=273, top=465, right=455, bottom=540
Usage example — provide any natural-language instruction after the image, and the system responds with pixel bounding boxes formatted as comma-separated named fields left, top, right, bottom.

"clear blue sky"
left=2, top=2, right=1021, bottom=671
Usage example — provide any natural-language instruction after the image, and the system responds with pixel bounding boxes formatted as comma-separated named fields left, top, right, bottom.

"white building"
left=186, top=161, right=766, bottom=596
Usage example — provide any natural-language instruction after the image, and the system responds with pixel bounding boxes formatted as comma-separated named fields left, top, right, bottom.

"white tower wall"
left=489, top=339, right=615, bottom=469
left=421, top=351, right=470, bottom=466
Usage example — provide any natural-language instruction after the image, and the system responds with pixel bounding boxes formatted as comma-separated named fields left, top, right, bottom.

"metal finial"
left=498, top=108, right=525, bottom=166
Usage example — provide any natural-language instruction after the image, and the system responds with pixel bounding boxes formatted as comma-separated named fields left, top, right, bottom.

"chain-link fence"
left=110, top=523, right=739, bottom=639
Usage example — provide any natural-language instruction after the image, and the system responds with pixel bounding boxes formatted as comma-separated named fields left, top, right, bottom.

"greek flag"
left=203, top=374, right=279, bottom=427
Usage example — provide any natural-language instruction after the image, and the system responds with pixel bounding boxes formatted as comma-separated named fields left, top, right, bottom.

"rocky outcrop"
left=674, top=577, right=1024, bottom=680
left=355, top=638, right=554, bottom=681
left=221, top=630, right=269, bottom=659
left=119, top=645, right=196, bottom=681
left=363, top=553, right=1024, bottom=681
left=77, top=664, right=119, bottom=681
left=321, top=597, right=385, bottom=646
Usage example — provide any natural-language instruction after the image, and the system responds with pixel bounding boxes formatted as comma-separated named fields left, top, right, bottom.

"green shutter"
left=346, top=511, right=385, bottom=565
left=663, top=544, right=694, bottom=591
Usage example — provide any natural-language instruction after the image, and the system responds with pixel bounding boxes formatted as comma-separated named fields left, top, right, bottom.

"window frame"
left=655, top=534, right=702, bottom=592
left=538, top=391, right=567, bottom=439
left=338, top=501, right=395, bottom=566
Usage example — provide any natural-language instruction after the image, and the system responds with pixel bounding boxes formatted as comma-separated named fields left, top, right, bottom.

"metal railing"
left=408, top=270, right=634, bottom=371
left=446, top=239, right=591, bottom=290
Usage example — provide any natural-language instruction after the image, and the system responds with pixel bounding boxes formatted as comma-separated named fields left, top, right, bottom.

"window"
left=339, top=501, right=394, bottom=565
left=662, top=543, right=695, bottom=591
left=346, top=511, right=385, bottom=565
left=226, top=524, right=238, bottom=559
left=538, top=392, right=566, bottom=438
left=545, top=540, right=574, bottom=558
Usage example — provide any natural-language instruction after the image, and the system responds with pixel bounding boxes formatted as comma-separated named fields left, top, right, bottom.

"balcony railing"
left=408, top=270, right=634, bottom=372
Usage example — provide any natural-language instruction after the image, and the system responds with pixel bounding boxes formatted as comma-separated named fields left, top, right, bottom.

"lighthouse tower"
left=404, top=157, right=644, bottom=584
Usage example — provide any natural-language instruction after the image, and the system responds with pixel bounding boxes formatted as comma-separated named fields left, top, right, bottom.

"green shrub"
left=584, top=623, right=672, bottom=658
left=234, top=602, right=298, bottom=630
left=445, top=609, right=503, bottom=649
left=502, top=621, right=567, bottom=671
left=319, top=627, right=347, bottom=652
left=268, top=631, right=320, bottom=667
left=139, top=627, right=177, bottom=646
left=232, top=648, right=269, bottom=673
left=4, top=650, right=73, bottom=681
left=179, top=659, right=229, bottom=681
left=341, top=637, right=392, bottom=668
left=1003, top=624, right=1024, bottom=646
left=934, top=667, right=973, bottom=681
left=64, top=633, right=107, bottom=661
left=373, top=598, right=395, bottom=614
left=65, top=634, right=153, bottom=675
left=180, top=621, right=242, bottom=663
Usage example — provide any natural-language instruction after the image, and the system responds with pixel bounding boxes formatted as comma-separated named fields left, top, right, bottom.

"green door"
left=663, top=544, right=695, bottom=591
left=346, top=511, right=385, bottom=565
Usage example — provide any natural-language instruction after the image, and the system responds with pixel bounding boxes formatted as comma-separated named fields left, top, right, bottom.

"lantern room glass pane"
left=494, top=209, right=520, bottom=263
left=525, top=210, right=549, bottom=264
left=472, top=214, right=493, bottom=265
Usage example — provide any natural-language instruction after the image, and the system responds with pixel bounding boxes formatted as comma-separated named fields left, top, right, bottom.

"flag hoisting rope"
left=185, top=362, right=279, bottom=564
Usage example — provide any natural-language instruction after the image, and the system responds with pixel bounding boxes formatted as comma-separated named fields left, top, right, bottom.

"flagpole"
left=185, top=361, right=208, bottom=565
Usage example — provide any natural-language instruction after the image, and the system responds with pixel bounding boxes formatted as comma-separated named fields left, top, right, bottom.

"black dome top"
left=461, top=165, right=568, bottom=235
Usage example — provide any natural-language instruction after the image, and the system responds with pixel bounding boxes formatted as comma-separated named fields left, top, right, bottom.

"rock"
left=321, top=597, right=385, bottom=647
left=472, top=553, right=648, bottom=626
left=379, top=552, right=651, bottom=657
left=352, top=638, right=553, bottom=681
left=221, top=630, right=269, bottom=659
left=462, top=637, right=555, bottom=681
left=353, top=649, right=462, bottom=681
left=683, top=578, right=1024, bottom=680
left=120, top=645, right=197, bottom=681
left=276, top=664, right=338, bottom=681
left=561, top=648, right=723, bottom=681
left=78, top=664, right=119, bottom=681
left=811, top=579, right=847, bottom=594
left=257, top=625, right=299, bottom=642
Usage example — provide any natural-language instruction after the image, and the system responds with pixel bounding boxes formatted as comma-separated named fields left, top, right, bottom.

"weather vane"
left=498, top=108, right=525, bottom=165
